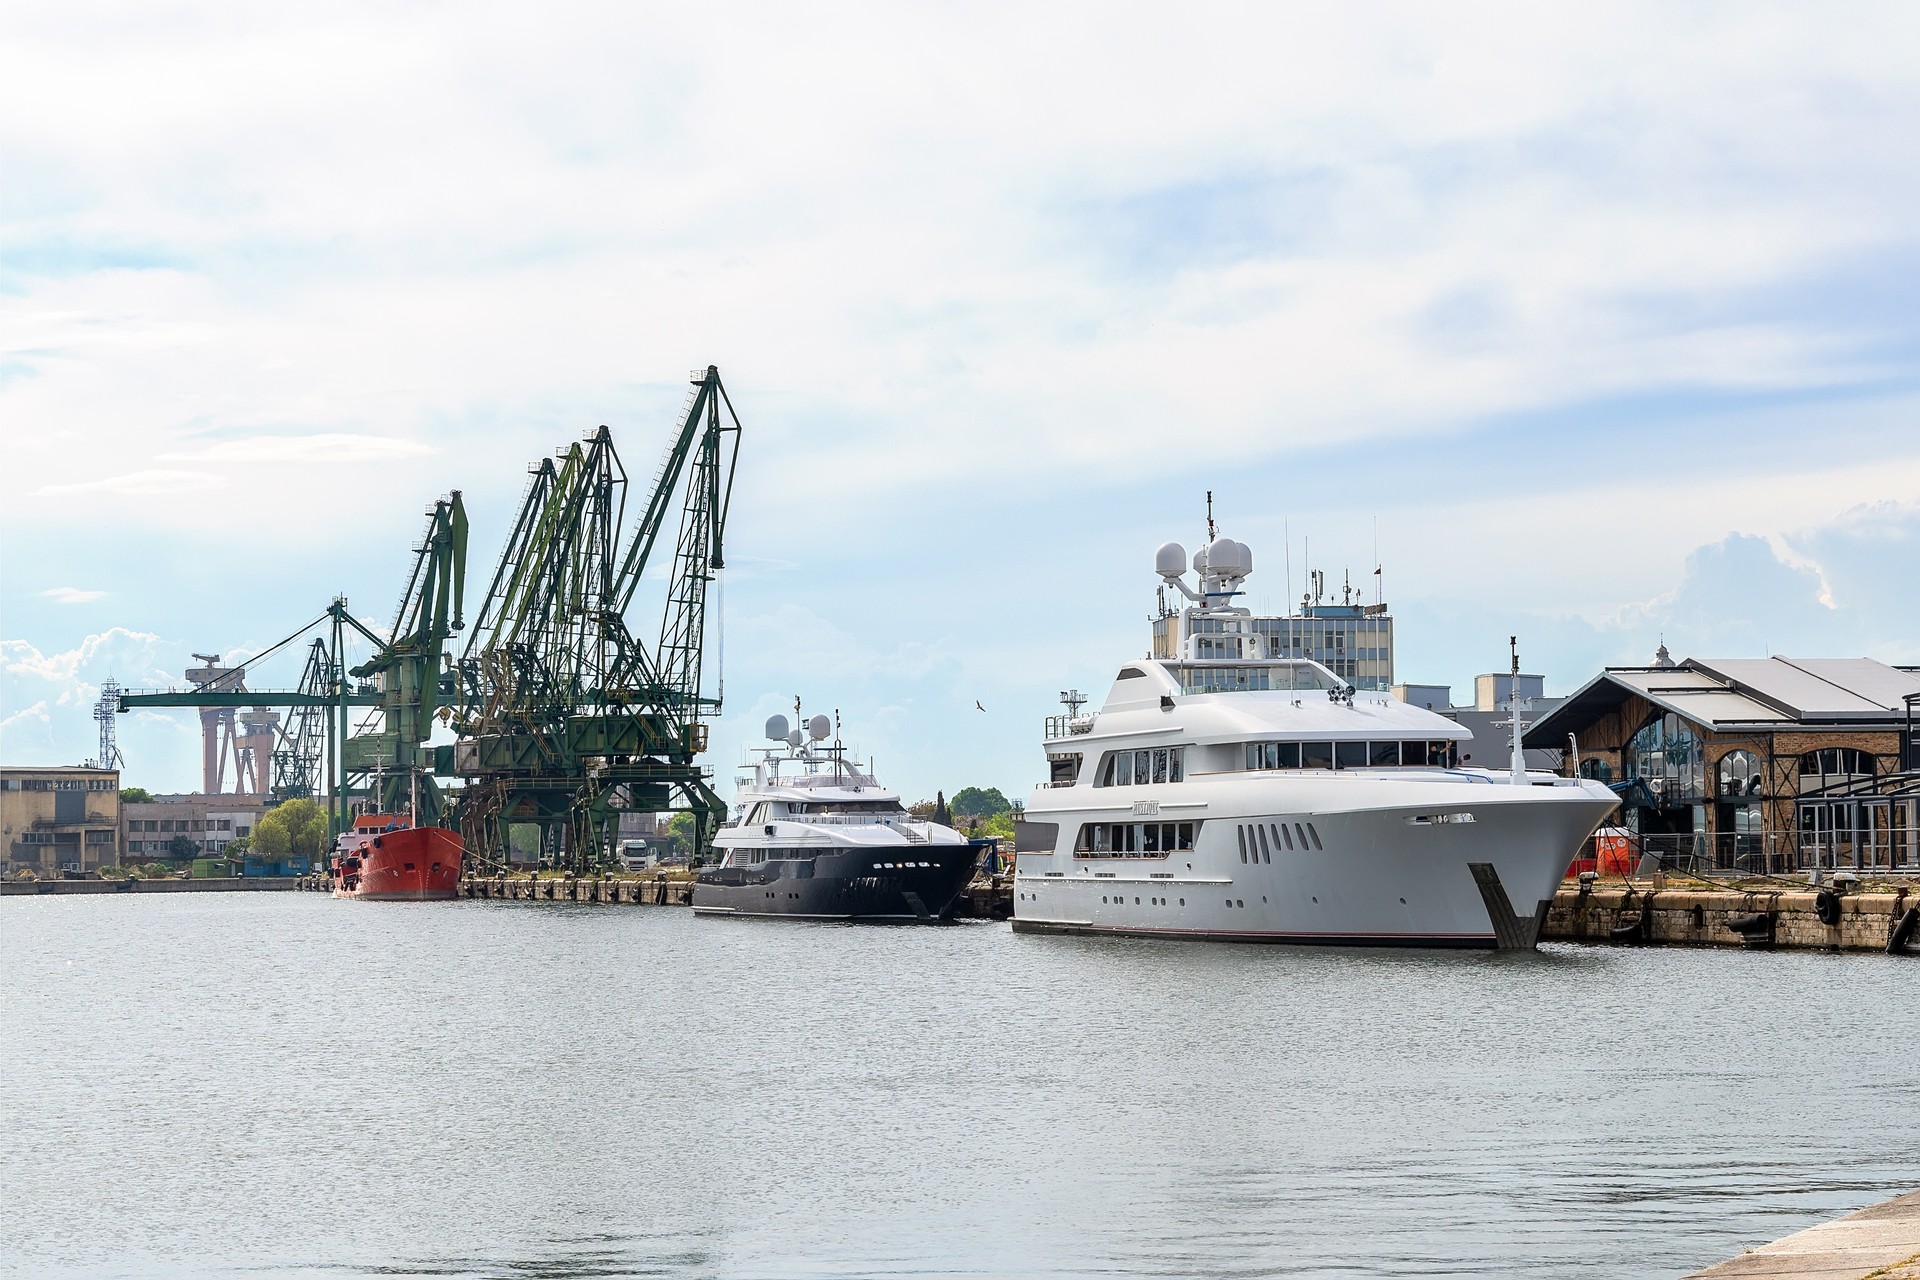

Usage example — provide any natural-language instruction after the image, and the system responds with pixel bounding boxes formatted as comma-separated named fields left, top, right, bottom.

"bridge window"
left=1076, top=821, right=1196, bottom=857
left=1334, top=741, right=1367, bottom=770
left=1097, top=746, right=1185, bottom=787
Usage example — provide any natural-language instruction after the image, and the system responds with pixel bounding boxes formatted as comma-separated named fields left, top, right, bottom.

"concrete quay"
left=1683, top=1189, right=1920, bottom=1279
left=1, top=875, right=298, bottom=896
left=1543, top=882, right=1919, bottom=953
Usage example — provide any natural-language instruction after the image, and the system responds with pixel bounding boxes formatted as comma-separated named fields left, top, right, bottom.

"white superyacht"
left=1013, top=536, right=1617, bottom=948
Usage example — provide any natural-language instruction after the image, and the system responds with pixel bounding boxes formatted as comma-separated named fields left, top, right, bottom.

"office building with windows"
left=121, top=795, right=269, bottom=861
left=1525, top=655, right=1920, bottom=872
left=1155, top=600, right=1394, bottom=689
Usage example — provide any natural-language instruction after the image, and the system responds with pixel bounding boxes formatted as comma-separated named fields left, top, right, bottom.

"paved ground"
left=1684, top=1190, right=1920, bottom=1279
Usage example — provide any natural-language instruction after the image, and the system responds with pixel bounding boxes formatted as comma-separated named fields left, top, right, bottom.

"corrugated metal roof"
left=1524, top=655, right=1920, bottom=745
left=1607, top=669, right=1726, bottom=694
left=1697, top=660, right=1904, bottom=721
left=1646, top=690, right=1794, bottom=726
left=1775, top=658, right=1920, bottom=711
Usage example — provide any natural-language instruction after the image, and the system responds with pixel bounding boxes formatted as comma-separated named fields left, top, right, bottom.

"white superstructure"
left=1013, top=533, right=1617, bottom=948
left=709, top=705, right=970, bottom=871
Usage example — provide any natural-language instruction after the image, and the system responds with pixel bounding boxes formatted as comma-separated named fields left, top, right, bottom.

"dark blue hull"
left=692, top=844, right=980, bottom=922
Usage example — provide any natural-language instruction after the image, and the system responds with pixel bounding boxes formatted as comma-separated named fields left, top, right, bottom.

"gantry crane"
left=450, top=365, right=742, bottom=872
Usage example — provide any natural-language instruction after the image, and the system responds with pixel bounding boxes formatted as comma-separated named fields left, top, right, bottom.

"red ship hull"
left=332, top=824, right=462, bottom=900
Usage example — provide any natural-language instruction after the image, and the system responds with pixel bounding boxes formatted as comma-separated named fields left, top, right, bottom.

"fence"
left=1607, top=830, right=1920, bottom=877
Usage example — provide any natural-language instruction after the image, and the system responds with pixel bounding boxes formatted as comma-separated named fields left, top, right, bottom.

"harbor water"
left=4, top=894, right=1916, bottom=1280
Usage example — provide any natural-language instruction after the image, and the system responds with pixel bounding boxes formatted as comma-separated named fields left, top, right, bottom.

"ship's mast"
left=1506, top=635, right=1529, bottom=785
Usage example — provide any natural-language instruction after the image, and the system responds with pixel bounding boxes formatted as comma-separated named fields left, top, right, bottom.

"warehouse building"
left=1526, top=655, right=1920, bottom=873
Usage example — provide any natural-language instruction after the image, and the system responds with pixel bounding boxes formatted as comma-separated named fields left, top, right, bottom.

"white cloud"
left=33, top=469, right=223, bottom=497
left=158, top=433, right=436, bottom=464
left=40, top=587, right=107, bottom=604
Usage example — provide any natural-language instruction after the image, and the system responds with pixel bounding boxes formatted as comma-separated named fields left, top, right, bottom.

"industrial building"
left=1527, top=654, right=1920, bottom=873
left=121, top=795, right=270, bottom=861
left=1, top=765, right=121, bottom=877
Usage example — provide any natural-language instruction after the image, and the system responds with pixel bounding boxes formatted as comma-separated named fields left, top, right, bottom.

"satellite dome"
left=1191, top=545, right=1209, bottom=573
left=786, top=729, right=804, bottom=747
left=765, top=714, right=790, bottom=741
left=1207, top=537, right=1251, bottom=578
left=1155, top=541, right=1188, bottom=577
left=807, top=714, right=832, bottom=741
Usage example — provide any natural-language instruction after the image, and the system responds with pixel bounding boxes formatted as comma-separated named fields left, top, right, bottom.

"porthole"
left=1179, top=898, right=1185, bottom=906
left=1134, top=897, right=1141, bottom=904
left=1225, top=899, right=1233, bottom=908
left=1399, top=897, right=1407, bottom=904
left=1311, top=895, right=1319, bottom=903
left=1262, top=896, right=1267, bottom=903
left=1235, top=899, right=1244, bottom=908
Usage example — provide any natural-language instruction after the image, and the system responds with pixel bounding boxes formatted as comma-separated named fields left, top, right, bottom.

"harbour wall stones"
left=1544, top=884, right=1916, bottom=953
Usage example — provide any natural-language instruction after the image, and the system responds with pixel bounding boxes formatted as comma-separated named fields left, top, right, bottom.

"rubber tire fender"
left=1815, top=889, right=1841, bottom=926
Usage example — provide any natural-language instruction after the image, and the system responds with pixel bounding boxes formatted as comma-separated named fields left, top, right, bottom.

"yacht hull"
left=1014, top=782, right=1615, bottom=949
left=693, top=844, right=980, bottom=922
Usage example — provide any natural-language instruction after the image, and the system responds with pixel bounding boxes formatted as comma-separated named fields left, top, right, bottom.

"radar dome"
left=786, top=729, right=804, bottom=747
left=765, top=714, right=790, bottom=741
left=807, top=714, right=832, bottom=741
left=1155, top=541, right=1188, bottom=577
left=1191, top=544, right=1209, bottom=573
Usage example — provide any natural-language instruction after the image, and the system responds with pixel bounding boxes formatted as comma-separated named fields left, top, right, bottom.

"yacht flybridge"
left=1013, top=533, right=1618, bottom=948
left=692, top=703, right=980, bottom=922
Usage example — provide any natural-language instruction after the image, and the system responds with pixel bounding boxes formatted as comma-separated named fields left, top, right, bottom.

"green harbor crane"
left=449, top=365, right=742, bottom=872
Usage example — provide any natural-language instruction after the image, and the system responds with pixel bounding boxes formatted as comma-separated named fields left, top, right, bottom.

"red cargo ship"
left=331, top=814, right=462, bottom=900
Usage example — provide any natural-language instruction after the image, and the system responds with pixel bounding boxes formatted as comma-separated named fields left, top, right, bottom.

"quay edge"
left=1682, top=1188, right=1920, bottom=1279
left=1544, top=883, right=1919, bottom=953
left=1, top=876, right=299, bottom=896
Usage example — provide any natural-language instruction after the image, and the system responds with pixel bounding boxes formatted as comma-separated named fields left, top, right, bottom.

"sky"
left=3, top=2, right=1918, bottom=805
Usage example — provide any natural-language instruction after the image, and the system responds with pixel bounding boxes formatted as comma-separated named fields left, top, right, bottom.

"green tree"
left=256, top=798, right=330, bottom=862
left=121, top=787, right=153, bottom=804
left=950, top=786, right=1010, bottom=818
left=975, top=810, right=1015, bottom=840
left=665, top=812, right=697, bottom=856
left=225, top=834, right=251, bottom=856
left=166, top=834, right=202, bottom=859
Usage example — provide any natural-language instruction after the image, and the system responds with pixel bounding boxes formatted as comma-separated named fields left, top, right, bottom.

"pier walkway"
left=1683, top=1190, right=1920, bottom=1279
